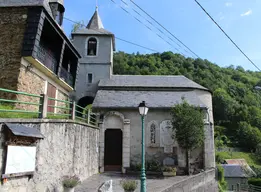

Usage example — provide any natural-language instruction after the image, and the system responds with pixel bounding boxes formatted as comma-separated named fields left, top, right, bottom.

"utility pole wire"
left=129, top=0, right=200, bottom=58
left=64, top=17, right=160, bottom=52
left=110, top=0, right=190, bottom=57
left=194, top=0, right=261, bottom=71
left=120, top=0, right=188, bottom=56
left=115, top=37, right=159, bottom=52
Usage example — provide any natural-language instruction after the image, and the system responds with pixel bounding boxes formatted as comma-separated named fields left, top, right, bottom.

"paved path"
left=75, top=173, right=187, bottom=192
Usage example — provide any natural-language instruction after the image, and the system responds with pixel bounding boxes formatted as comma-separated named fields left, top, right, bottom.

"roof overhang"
left=4, top=123, right=44, bottom=139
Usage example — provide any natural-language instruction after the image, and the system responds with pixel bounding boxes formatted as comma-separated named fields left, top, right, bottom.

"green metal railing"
left=0, top=87, right=98, bottom=126
left=75, top=104, right=97, bottom=126
left=0, top=88, right=41, bottom=115
left=47, top=96, right=72, bottom=118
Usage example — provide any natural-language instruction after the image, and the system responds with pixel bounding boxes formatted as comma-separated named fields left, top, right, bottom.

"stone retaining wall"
left=162, top=169, right=218, bottom=192
left=0, top=119, right=99, bottom=192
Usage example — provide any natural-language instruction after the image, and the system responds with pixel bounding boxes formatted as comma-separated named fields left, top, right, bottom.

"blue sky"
left=63, top=0, right=261, bottom=71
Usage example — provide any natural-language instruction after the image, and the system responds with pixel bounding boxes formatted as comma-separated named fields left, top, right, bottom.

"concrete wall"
left=0, top=119, right=99, bottom=192
left=162, top=169, right=218, bottom=192
left=0, top=7, right=28, bottom=100
left=72, top=35, right=113, bottom=99
left=73, top=36, right=113, bottom=64
left=75, top=63, right=111, bottom=98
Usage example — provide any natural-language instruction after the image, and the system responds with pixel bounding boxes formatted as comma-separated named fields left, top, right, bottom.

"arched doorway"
left=104, top=129, right=123, bottom=171
left=99, top=111, right=130, bottom=173
left=76, top=96, right=94, bottom=117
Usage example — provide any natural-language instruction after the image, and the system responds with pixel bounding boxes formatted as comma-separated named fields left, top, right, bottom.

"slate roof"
left=99, top=75, right=209, bottom=90
left=221, top=164, right=250, bottom=178
left=72, top=8, right=116, bottom=51
left=0, top=0, right=53, bottom=18
left=92, top=90, right=207, bottom=109
left=5, top=123, right=44, bottom=139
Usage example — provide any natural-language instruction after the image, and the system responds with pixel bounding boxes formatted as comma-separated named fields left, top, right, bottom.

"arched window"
left=150, top=123, right=156, bottom=144
left=87, top=38, right=97, bottom=56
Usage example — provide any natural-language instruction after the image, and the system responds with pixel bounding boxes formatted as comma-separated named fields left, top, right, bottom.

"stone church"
left=72, top=8, right=215, bottom=173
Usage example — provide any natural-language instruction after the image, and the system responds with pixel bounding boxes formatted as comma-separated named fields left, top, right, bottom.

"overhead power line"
left=194, top=0, right=261, bottom=71
left=129, top=0, right=200, bottom=58
left=63, top=17, right=159, bottom=52
left=115, top=37, right=158, bottom=52
left=120, top=0, right=184, bottom=50
left=110, top=0, right=190, bottom=57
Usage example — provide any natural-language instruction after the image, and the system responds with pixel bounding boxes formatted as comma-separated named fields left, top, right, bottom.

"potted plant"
left=162, top=166, right=177, bottom=177
left=121, top=180, right=138, bottom=192
left=62, top=175, right=81, bottom=192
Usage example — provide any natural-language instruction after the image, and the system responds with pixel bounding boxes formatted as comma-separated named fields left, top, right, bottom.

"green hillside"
left=113, top=51, right=261, bottom=152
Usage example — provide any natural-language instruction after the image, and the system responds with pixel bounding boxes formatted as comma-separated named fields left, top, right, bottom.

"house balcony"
left=59, top=67, right=74, bottom=87
left=21, top=7, right=81, bottom=91
left=37, top=43, right=58, bottom=74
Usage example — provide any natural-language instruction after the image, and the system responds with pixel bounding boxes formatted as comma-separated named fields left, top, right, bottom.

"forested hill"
left=113, top=51, right=261, bottom=152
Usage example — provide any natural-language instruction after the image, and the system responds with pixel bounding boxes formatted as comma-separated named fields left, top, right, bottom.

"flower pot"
left=64, top=187, right=75, bottom=192
left=163, top=172, right=176, bottom=177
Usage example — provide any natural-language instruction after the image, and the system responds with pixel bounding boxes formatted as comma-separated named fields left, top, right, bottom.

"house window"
left=87, top=73, right=93, bottom=83
left=150, top=123, right=156, bottom=144
left=87, top=38, right=97, bottom=56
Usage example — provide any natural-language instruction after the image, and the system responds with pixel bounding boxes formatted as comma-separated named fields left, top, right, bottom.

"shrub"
left=248, top=178, right=261, bottom=186
left=130, top=163, right=141, bottom=171
left=146, top=159, right=161, bottom=172
left=217, top=165, right=227, bottom=191
left=121, top=180, right=137, bottom=191
left=218, top=183, right=224, bottom=192
left=162, top=166, right=177, bottom=173
left=215, top=153, right=225, bottom=164
left=62, top=175, right=81, bottom=188
left=250, top=166, right=261, bottom=178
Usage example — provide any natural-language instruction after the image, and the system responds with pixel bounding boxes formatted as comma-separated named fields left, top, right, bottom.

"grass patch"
left=216, top=151, right=261, bottom=167
left=0, top=104, right=70, bottom=120
left=0, top=105, right=38, bottom=119
left=0, top=104, right=97, bottom=126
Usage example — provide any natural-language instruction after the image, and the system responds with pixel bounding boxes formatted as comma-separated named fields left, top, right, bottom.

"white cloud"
left=225, top=2, right=232, bottom=7
left=241, top=9, right=252, bottom=16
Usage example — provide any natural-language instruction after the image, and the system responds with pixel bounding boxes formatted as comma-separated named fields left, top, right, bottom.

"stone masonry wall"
left=0, top=119, right=99, bottom=192
left=56, top=90, right=69, bottom=114
left=16, top=66, right=45, bottom=111
left=0, top=7, right=28, bottom=100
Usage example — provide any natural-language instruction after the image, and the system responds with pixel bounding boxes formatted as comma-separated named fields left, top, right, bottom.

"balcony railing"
left=59, top=67, right=74, bottom=87
left=37, top=43, right=58, bottom=74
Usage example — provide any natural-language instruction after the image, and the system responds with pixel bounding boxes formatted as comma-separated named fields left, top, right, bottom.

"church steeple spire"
left=86, top=7, right=104, bottom=30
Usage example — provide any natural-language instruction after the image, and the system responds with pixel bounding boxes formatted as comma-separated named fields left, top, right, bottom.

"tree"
left=237, top=122, right=261, bottom=151
left=70, top=21, right=85, bottom=39
left=171, top=99, right=205, bottom=174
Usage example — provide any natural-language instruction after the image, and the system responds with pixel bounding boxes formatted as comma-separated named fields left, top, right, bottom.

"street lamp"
left=138, top=101, right=149, bottom=192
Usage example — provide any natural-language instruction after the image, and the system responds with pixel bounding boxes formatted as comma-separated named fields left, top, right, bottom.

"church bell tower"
left=72, top=7, right=115, bottom=104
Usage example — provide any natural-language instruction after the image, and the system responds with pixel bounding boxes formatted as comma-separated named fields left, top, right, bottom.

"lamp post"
left=138, top=101, right=149, bottom=192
